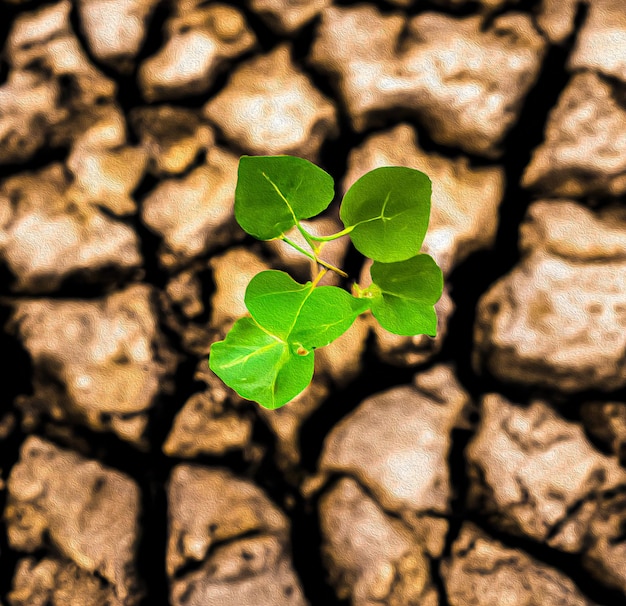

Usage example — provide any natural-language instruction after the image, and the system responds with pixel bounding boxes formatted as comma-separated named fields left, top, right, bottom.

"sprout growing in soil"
left=209, top=155, right=443, bottom=409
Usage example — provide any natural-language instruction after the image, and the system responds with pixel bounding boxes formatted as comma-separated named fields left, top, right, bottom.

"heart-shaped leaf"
left=290, top=286, right=370, bottom=348
left=369, top=254, right=443, bottom=336
left=340, top=166, right=431, bottom=262
left=244, top=270, right=312, bottom=340
left=235, top=155, right=335, bottom=240
left=209, top=316, right=314, bottom=409
left=245, top=270, right=369, bottom=348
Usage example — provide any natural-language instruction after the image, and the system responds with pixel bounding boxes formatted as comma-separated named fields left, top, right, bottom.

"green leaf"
left=235, top=155, right=335, bottom=240
left=291, top=286, right=370, bottom=348
left=369, top=254, right=443, bottom=336
left=209, top=316, right=314, bottom=409
left=244, top=270, right=312, bottom=340
left=340, top=167, right=431, bottom=262
left=245, top=270, right=369, bottom=349
left=214, top=271, right=370, bottom=408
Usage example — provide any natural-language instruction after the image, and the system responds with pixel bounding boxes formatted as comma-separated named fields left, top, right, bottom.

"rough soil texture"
left=1, top=0, right=626, bottom=604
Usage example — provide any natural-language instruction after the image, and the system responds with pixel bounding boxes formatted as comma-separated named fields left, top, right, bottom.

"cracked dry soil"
left=1, top=0, right=626, bottom=604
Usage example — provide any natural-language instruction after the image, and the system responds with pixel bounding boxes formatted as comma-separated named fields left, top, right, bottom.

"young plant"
left=209, top=155, right=443, bottom=409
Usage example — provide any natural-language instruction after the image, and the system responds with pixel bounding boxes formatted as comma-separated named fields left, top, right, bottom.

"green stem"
left=311, top=268, right=328, bottom=287
left=280, top=235, right=314, bottom=260
left=304, top=225, right=354, bottom=242
left=280, top=236, right=348, bottom=278
left=295, top=222, right=318, bottom=252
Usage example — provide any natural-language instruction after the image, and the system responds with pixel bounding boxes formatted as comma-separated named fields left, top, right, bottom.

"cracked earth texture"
left=1, top=0, right=626, bottom=604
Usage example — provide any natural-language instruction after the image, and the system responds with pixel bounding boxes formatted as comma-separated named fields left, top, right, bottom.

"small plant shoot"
left=209, top=155, right=443, bottom=409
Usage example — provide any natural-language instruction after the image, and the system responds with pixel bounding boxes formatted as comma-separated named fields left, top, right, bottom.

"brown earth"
left=1, top=0, right=626, bottom=604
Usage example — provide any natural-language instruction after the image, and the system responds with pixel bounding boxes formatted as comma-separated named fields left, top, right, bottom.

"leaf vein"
left=261, top=171, right=298, bottom=224
left=218, top=340, right=281, bottom=369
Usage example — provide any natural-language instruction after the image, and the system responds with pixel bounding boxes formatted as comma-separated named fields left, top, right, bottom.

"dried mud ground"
left=1, top=0, right=626, bottom=604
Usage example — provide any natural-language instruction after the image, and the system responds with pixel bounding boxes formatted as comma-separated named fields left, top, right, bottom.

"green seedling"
left=209, top=155, right=443, bottom=409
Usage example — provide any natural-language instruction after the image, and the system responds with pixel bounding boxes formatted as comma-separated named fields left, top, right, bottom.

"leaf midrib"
left=261, top=170, right=299, bottom=226
left=378, top=289, right=433, bottom=304
left=348, top=191, right=416, bottom=229
left=218, top=334, right=284, bottom=368
left=250, top=281, right=318, bottom=346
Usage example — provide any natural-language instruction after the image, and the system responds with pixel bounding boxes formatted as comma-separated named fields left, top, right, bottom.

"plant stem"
left=311, top=268, right=328, bottom=287
left=280, top=236, right=348, bottom=278
left=295, top=221, right=318, bottom=252
left=305, top=225, right=354, bottom=242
